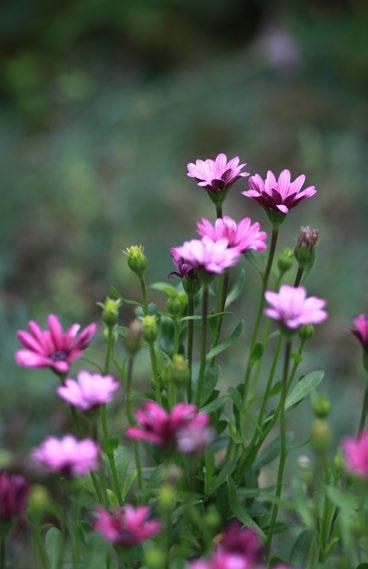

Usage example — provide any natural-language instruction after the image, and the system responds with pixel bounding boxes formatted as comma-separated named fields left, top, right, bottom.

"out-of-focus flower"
left=0, top=472, right=30, bottom=522
left=177, top=414, right=214, bottom=454
left=173, top=237, right=240, bottom=275
left=342, top=431, right=368, bottom=479
left=197, top=216, right=267, bottom=254
left=15, top=315, right=96, bottom=374
left=242, top=169, right=316, bottom=217
left=94, top=505, right=161, bottom=545
left=57, top=371, right=119, bottom=411
left=32, top=436, right=100, bottom=476
left=187, top=153, right=249, bottom=192
left=126, top=401, right=209, bottom=448
left=351, top=314, right=368, bottom=352
left=264, top=285, right=327, bottom=330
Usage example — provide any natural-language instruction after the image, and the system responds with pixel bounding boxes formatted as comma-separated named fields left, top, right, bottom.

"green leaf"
left=249, top=341, right=264, bottom=364
left=289, top=529, right=313, bottom=565
left=45, top=527, right=63, bottom=569
left=201, top=395, right=226, bottom=414
left=253, top=434, right=293, bottom=471
left=206, top=320, right=244, bottom=361
left=110, top=286, right=140, bottom=306
left=102, top=436, right=119, bottom=455
left=225, top=267, right=246, bottom=307
left=150, top=281, right=178, bottom=297
left=208, top=459, right=237, bottom=494
left=200, top=365, right=220, bottom=406
left=227, top=477, right=265, bottom=537
left=285, top=371, right=325, bottom=410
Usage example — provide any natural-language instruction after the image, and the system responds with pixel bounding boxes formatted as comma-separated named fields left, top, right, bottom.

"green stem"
left=139, top=274, right=149, bottom=315
left=187, top=295, right=195, bottom=402
left=256, top=331, right=283, bottom=428
left=126, top=356, right=142, bottom=491
left=216, top=204, right=223, bottom=219
left=266, top=337, right=292, bottom=557
left=149, top=343, right=162, bottom=404
left=294, top=265, right=304, bottom=287
left=358, top=384, right=368, bottom=435
left=100, top=404, right=123, bottom=505
left=195, top=287, right=209, bottom=407
left=210, top=270, right=230, bottom=365
left=243, top=226, right=279, bottom=397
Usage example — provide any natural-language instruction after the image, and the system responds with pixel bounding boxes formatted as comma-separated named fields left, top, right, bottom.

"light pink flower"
left=57, top=371, right=119, bottom=411
left=187, top=153, right=249, bottom=192
left=177, top=414, right=214, bottom=454
left=32, top=435, right=100, bottom=476
left=197, top=216, right=267, bottom=254
left=0, top=472, right=30, bottom=522
left=242, top=169, right=316, bottom=215
left=15, top=315, right=96, bottom=374
left=94, top=505, right=161, bottom=545
left=173, top=236, right=240, bottom=275
left=342, top=431, right=368, bottom=479
left=351, top=314, right=368, bottom=352
left=126, top=401, right=209, bottom=448
left=264, top=285, right=327, bottom=330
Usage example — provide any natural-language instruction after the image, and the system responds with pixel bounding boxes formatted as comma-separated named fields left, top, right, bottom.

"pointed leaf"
left=206, top=320, right=244, bottom=361
left=225, top=268, right=246, bottom=307
left=285, top=371, right=324, bottom=410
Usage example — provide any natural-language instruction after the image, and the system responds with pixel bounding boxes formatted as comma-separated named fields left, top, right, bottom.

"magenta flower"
left=264, top=285, right=327, bottom=330
left=32, top=435, right=100, bottom=476
left=187, top=153, right=249, bottom=192
left=94, top=505, right=161, bottom=545
left=126, top=401, right=209, bottom=448
left=170, top=246, right=198, bottom=278
left=173, top=237, right=240, bottom=275
left=197, top=216, right=267, bottom=254
left=351, top=314, right=368, bottom=352
left=57, top=371, right=119, bottom=411
left=0, top=472, right=30, bottom=522
left=177, top=414, right=214, bottom=454
left=242, top=169, right=316, bottom=216
left=342, top=431, right=368, bottom=480
left=16, top=315, right=96, bottom=374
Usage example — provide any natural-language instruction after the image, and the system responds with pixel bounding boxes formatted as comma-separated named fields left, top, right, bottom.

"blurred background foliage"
left=0, top=0, right=368, bottom=457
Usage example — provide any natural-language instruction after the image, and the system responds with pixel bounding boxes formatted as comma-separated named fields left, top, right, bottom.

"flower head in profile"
left=57, top=371, right=119, bottom=411
left=173, top=237, right=240, bottom=275
left=351, top=314, right=368, bottom=352
left=126, top=401, right=209, bottom=449
left=170, top=247, right=198, bottom=279
left=32, top=435, right=100, bottom=476
left=342, top=431, right=368, bottom=480
left=94, top=505, right=161, bottom=545
left=264, top=285, right=327, bottom=330
left=16, top=315, right=96, bottom=374
left=0, top=472, right=30, bottom=522
left=187, top=153, right=249, bottom=192
left=242, top=169, right=316, bottom=218
left=197, top=216, right=267, bottom=254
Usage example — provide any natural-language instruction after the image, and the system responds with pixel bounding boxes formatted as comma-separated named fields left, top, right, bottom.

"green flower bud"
left=158, top=484, right=176, bottom=512
left=332, top=449, right=344, bottom=473
left=277, top=248, right=294, bottom=274
left=142, top=315, right=158, bottom=342
left=204, top=506, right=221, bottom=531
left=170, top=354, right=189, bottom=385
left=167, top=295, right=183, bottom=316
left=125, top=245, right=148, bottom=275
left=99, top=297, right=121, bottom=328
left=294, top=226, right=319, bottom=268
left=310, top=419, right=332, bottom=454
left=125, top=319, right=144, bottom=354
left=145, top=547, right=165, bottom=569
left=298, top=324, right=314, bottom=340
left=27, top=485, right=50, bottom=523
left=311, top=392, right=331, bottom=418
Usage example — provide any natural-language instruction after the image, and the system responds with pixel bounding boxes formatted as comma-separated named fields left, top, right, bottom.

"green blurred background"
left=1, top=0, right=367, bottom=456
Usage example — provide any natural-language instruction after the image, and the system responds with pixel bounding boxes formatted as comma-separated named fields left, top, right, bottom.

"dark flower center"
left=51, top=351, right=68, bottom=362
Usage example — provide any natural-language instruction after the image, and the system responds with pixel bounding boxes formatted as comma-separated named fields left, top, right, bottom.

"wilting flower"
left=264, top=285, right=327, bottom=330
left=0, top=472, right=30, bottom=522
left=57, top=371, right=119, bottom=411
left=177, top=414, right=214, bottom=454
left=126, top=401, right=209, bottom=448
left=32, top=436, right=100, bottom=476
left=342, top=431, right=368, bottom=479
left=173, top=237, right=240, bottom=275
left=351, top=314, right=368, bottom=352
left=94, top=505, right=161, bottom=545
left=16, top=315, right=96, bottom=374
left=242, top=169, right=316, bottom=216
left=197, top=216, right=267, bottom=254
left=187, top=153, right=249, bottom=192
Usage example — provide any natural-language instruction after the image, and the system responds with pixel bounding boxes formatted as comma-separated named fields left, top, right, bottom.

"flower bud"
left=310, top=419, right=332, bottom=453
left=294, top=226, right=319, bottom=268
left=167, top=295, right=183, bottom=317
left=27, top=484, right=50, bottom=523
left=311, top=392, right=331, bottom=418
left=125, top=319, right=144, bottom=354
left=277, top=248, right=294, bottom=274
left=158, top=484, right=176, bottom=512
left=99, top=297, right=121, bottom=328
left=170, top=355, right=189, bottom=385
left=182, top=274, right=201, bottom=297
left=298, top=324, right=314, bottom=341
left=145, top=547, right=165, bottom=569
left=332, top=449, right=344, bottom=473
left=142, top=315, right=158, bottom=343
left=125, top=245, right=148, bottom=275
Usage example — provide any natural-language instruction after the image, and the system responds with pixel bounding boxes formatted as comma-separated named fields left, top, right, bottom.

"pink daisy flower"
left=15, top=315, right=96, bottom=374
left=242, top=169, right=316, bottom=216
left=32, top=435, right=100, bottom=476
left=264, top=284, right=327, bottom=330
left=177, top=414, right=214, bottom=454
left=94, top=505, right=161, bottom=545
left=57, top=371, right=119, bottom=411
left=197, top=216, right=267, bottom=254
left=187, top=153, right=249, bottom=192
left=351, top=314, right=368, bottom=352
left=0, top=471, right=30, bottom=522
left=342, top=431, right=368, bottom=480
left=173, top=236, right=240, bottom=275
